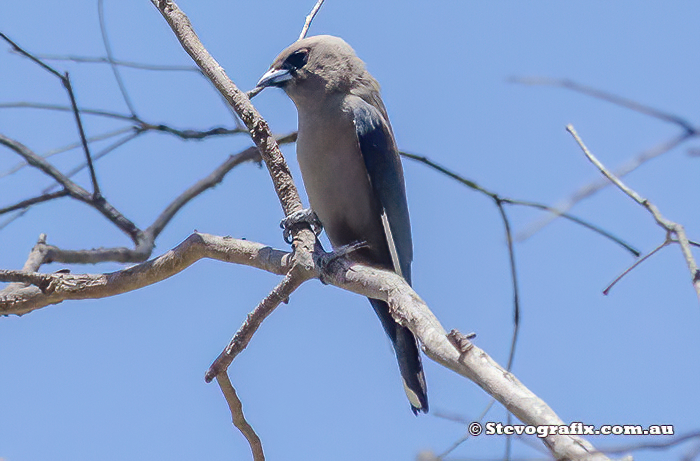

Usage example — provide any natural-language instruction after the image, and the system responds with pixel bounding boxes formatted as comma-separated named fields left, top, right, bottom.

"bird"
left=256, top=35, right=428, bottom=414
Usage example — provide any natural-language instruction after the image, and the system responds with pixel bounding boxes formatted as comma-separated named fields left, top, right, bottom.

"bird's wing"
left=351, top=98, right=413, bottom=285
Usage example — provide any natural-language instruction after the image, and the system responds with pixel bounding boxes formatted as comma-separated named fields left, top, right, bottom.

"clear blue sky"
left=1, top=2, right=699, bottom=460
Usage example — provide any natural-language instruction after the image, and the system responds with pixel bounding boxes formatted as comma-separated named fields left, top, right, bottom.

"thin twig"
left=494, top=200, right=520, bottom=371
left=98, top=0, right=137, bottom=117
left=298, top=0, right=325, bottom=41
left=63, top=71, right=101, bottom=197
left=400, top=151, right=639, bottom=256
left=437, top=399, right=497, bottom=459
left=139, top=123, right=246, bottom=139
left=0, top=134, right=142, bottom=243
left=1, top=33, right=102, bottom=196
left=0, top=127, right=134, bottom=179
left=0, top=33, right=63, bottom=78
left=503, top=198, right=639, bottom=256
left=512, top=77, right=697, bottom=133
left=205, top=272, right=308, bottom=382
left=512, top=77, right=699, bottom=241
left=603, top=240, right=670, bottom=295
left=216, top=373, right=265, bottom=461
left=0, top=190, right=70, bottom=215
left=566, top=124, right=700, bottom=301
left=25, top=52, right=202, bottom=73
left=0, top=102, right=135, bottom=121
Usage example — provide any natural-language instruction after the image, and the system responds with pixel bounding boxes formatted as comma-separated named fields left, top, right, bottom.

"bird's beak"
left=256, top=67, right=293, bottom=89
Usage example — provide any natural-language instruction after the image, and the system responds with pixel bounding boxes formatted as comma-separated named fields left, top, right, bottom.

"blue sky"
left=1, top=1, right=699, bottom=460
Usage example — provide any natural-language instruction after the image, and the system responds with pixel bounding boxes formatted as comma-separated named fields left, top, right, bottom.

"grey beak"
left=256, top=67, right=293, bottom=88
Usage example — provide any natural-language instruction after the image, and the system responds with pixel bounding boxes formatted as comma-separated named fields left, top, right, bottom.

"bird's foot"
left=280, top=208, right=323, bottom=244
left=317, top=241, right=368, bottom=284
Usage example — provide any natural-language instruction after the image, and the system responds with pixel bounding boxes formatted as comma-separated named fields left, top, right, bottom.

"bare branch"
left=512, top=78, right=699, bottom=240
left=0, top=127, right=134, bottom=179
left=298, top=0, right=326, bottom=40
left=62, top=70, right=101, bottom=197
left=494, top=200, right=520, bottom=371
left=150, top=0, right=303, bottom=219
left=146, top=132, right=297, bottom=241
left=139, top=123, right=246, bottom=139
left=0, top=233, right=290, bottom=316
left=604, top=240, right=670, bottom=295
left=401, top=151, right=639, bottom=256
left=0, top=231, right=609, bottom=460
left=512, top=77, right=697, bottom=133
left=0, top=134, right=142, bottom=244
left=27, top=52, right=202, bottom=73
left=216, top=373, right=265, bottom=461
left=98, top=0, right=137, bottom=117
left=1, top=33, right=102, bottom=196
left=0, top=190, right=70, bottom=214
left=0, top=128, right=286, bottom=265
left=205, top=270, right=309, bottom=382
left=567, top=124, right=700, bottom=301
left=518, top=132, right=693, bottom=240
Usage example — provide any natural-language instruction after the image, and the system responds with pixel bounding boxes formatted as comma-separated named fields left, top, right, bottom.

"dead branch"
left=0, top=233, right=290, bottom=316
left=567, top=125, right=700, bottom=301
left=0, top=231, right=610, bottom=461
left=216, top=373, right=265, bottom=461
left=512, top=77, right=700, bottom=240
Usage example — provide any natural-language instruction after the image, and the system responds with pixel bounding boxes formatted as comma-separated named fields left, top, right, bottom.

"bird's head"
left=256, top=35, right=379, bottom=104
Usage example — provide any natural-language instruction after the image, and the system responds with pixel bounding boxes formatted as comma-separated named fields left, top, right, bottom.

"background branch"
left=567, top=125, right=700, bottom=301
left=512, top=78, right=700, bottom=241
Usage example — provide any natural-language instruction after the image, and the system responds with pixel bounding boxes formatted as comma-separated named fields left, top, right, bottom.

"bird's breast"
left=296, top=107, right=388, bottom=263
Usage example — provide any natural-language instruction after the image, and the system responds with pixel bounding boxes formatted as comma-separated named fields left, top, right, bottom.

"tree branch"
left=216, top=373, right=265, bottom=461
left=0, top=190, right=70, bottom=214
left=298, top=0, right=325, bottom=40
left=0, top=134, right=143, bottom=244
left=0, top=231, right=609, bottom=460
left=566, top=124, right=700, bottom=301
left=145, top=132, right=297, bottom=241
left=1, top=33, right=102, bottom=197
left=512, top=78, right=699, bottom=240
left=150, top=0, right=302, bottom=219
left=0, top=233, right=290, bottom=316
left=512, top=77, right=697, bottom=133
left=401, top=151, right=639, bottom=256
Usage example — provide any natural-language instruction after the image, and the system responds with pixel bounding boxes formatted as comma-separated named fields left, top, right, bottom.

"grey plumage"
left=257, top=35, right=428, bottom=414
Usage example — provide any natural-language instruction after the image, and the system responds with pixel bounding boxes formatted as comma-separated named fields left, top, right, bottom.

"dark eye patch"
left=283, top=49, right=309, bottom=70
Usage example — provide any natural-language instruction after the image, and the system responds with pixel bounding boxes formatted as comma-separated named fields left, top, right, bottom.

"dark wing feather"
left=351, top=100, right=413, bottom=285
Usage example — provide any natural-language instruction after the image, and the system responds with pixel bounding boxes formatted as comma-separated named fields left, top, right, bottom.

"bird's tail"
left=369, top=298, right=428, bottom=414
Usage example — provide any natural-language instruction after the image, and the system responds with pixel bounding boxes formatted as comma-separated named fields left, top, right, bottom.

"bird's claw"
left=317, top=241, right=368, bottom=284
left=280, top=208, right=323, bottom=244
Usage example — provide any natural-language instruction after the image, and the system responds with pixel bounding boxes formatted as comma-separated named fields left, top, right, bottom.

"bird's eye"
left=284, top=49, right=309, bottom=70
